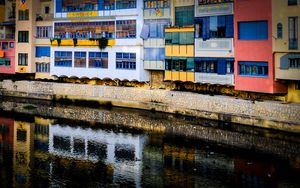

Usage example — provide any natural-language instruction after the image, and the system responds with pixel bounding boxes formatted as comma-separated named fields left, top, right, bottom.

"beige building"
left=273, top=0, right=300, bottom=102
left=15, top=0, right=53, bottom=78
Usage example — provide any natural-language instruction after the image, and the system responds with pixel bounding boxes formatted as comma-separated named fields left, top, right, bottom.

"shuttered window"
left=238, top=21, right=268, bottom=40
left=36, top=47, right=50, bottom=57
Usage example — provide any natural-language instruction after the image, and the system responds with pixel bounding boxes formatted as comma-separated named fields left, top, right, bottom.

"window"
left=74, top=52, right=86, bottom=68
left=0, top=58, right=10, bottom=67
left=89, top=52, right=108, bottom=68
left=195, top=15, right=234, bottom=39
left=289, top=58, right=300, bottom=68
left=116, top=0, right=136, bottom=9
left=165, top=31, right=194, bottom=45
left=175, top=6, right=194, bottom=27
left=195, top=61, right=217, bottom=73
left=103, top=0, right=115, bottom=10
left=36, top=63, right=50, bottom=72
left=37, top=26, right=52, bottom=38
left=54, top=21, right=115, bottom=39
left=295, top=81, right=300, bottom=90
left=18, top=31, right=29, bottom=43
left=198, top=0, right=233, bottom=5
left=44, top=6, right=50, bottom=14
left=143, top=19, right=170, bottom=38
left=1, top=42, right=8, bottom=50
left=239, top=61, right=268, bottom=77
left=18, top=10, right=29, bottom=20
left=62, top=0, right=98, bottom=12
left=289, top=17, right=298, bottom=49
left=36, top=47, right=50, bottom=57
left=144, top=0, right=170, bottom=9
left=18, top=53, right=28, bottom=66
left=288, top=0, right=297, bottom=5
left=54, top=51, right=72, bottom=67
left=10, top=42, right=14, bottom=48
left=165, top=58, right=194, bottom=71
left=144, top=48, right=165, bottom=61
left=116, top=53, right=136, bottom=70
left=226, top=61, right=234, bottom=74
left=238, top=21, right=268, bottom=40
left=277, top=23, right=283, bottom=39
left=116, top=20, right=136, bottom=38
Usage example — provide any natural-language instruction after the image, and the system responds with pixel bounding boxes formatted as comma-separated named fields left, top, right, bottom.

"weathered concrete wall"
left=0, top=80, right=300, bottom=132
left=1, top=99, right=299, bottom=158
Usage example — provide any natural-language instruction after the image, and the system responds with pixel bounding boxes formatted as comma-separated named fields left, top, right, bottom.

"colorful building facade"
left=234, top=0, right=286, bottom=93
left=194, top=0, right=234, bottom=85
left=0, top=0, right=15, bottom=74
left=272, top=0, right=300, bottom=102
left=50, top=0, right=148, bottom=81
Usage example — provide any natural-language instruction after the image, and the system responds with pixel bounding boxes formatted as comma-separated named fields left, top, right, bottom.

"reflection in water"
left=0, top=113, right=300, bottom=187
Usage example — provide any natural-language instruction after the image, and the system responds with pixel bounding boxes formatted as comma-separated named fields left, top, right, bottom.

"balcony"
left=165, top=45, right=194, bottom=57
left=144, top=60, right=164, bottom=70
left=164, top=71, right=194, bottom=82
left=144, top=8, right=171, bottom=19
left=195, top=38, right=234, bottom=58
left=195, top=2, right=233, bottom=17
left=195, top=73, right=234, bottom=85
left=50, top=39, right=116, bottom=47
left=36, top=14, right=54, bottom=21
left=0, top=33, right=15, bottom=40
left=275, top=53, right=300, bottom=80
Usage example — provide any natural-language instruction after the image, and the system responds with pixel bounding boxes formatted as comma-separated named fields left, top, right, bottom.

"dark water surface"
left=0, top=109, right=300, bottom=188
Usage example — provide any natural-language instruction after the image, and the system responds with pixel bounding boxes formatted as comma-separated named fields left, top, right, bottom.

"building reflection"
left=0, top=115, right=295, bottom=187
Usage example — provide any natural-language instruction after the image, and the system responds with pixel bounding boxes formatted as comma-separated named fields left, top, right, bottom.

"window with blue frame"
left=89, top=52, right=108, bottom=68
left=195, top=58, right=234, bottom=74
left=116, top=20, right=136, bottom=38
left=54, top=51, right=72, bottom=67
left=288, top=0, right=297, bottom=5
left=165, top=58, right=194, bottom=71
left=195, top=15, right=234, bottom=39
left=116, top=0, right=136, bottom=9
left=239, top=61, right=268, bottom=77
left=61, top=0, right=98, bottom=12
left=144, top=48, right=165, bottom=61
left=116, top=53, right=136, bottom=70
left=175, top=6, right=194, bottom=27
left=143, top=19, right=170, bottom=39
left=144, top=0, right=170, bottom=9
left=238, top=21, right=268, bottom=40
left=54, top=21, right=115, bottom=39
left=74, top=52, right=86, bottom=68
left=36, top=47, right=50, bottom=57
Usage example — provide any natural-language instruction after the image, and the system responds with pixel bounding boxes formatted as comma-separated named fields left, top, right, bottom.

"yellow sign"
left=18, top=66, right=27, bottom=73
left=20, top=0, right=27, bottom=11
left=67, top=11, right=98, bottom=18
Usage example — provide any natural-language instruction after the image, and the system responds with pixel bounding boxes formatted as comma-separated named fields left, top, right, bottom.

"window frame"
left=238, top=61, right=268, bottom=77
left=116, top=52, right=136, bottom=70
left=277, top=23, right=283, bottom=39
left=18, top=9, right=29, bottom=20
left=18, top=53, right=28, bottom=66
left=18, top=31, right=29, bottom=43
left=288, top=17, right=298, bottom=50
left=238, top=21, right=268, bottom=40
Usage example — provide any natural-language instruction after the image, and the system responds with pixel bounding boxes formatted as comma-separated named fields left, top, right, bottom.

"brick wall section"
left=1, top=80, right=300, bottom=126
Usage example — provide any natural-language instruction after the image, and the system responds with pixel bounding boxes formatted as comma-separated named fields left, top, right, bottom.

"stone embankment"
left=0, top=80, right=299, bottom=133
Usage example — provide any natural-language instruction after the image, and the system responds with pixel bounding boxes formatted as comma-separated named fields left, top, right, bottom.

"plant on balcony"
left=73, top=38, right=78, bottom=47
left=97, top=37, right=108, bottom=50
left=50, top=38, right=61, bottom=46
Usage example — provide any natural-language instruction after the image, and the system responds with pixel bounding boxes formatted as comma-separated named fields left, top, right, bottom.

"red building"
left=0, top=39, right=15, bottom=74
left=234, top=0, right=286, bottom=93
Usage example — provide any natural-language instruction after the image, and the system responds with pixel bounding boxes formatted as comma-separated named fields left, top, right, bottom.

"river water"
left=0, top=106, right=300, bottom=187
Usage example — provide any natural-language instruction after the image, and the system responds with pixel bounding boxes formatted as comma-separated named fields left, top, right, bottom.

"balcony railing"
left=0, top=34, right=15, bottom=40
left=195, top=73, right=234, bottom=85
left=195, top=2, right=233, bottom=17
left=36, top=14, right=54, bottom=21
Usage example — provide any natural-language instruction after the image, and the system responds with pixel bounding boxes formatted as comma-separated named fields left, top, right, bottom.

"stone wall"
left=1, top=80, right=300, bottom=132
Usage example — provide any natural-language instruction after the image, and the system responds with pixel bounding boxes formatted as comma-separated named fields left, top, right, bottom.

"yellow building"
left=13, top=121, right=34, bottom=187
left=164, top=0, right=195, bottom=82
left=273, top=0, right=300, bottom=102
